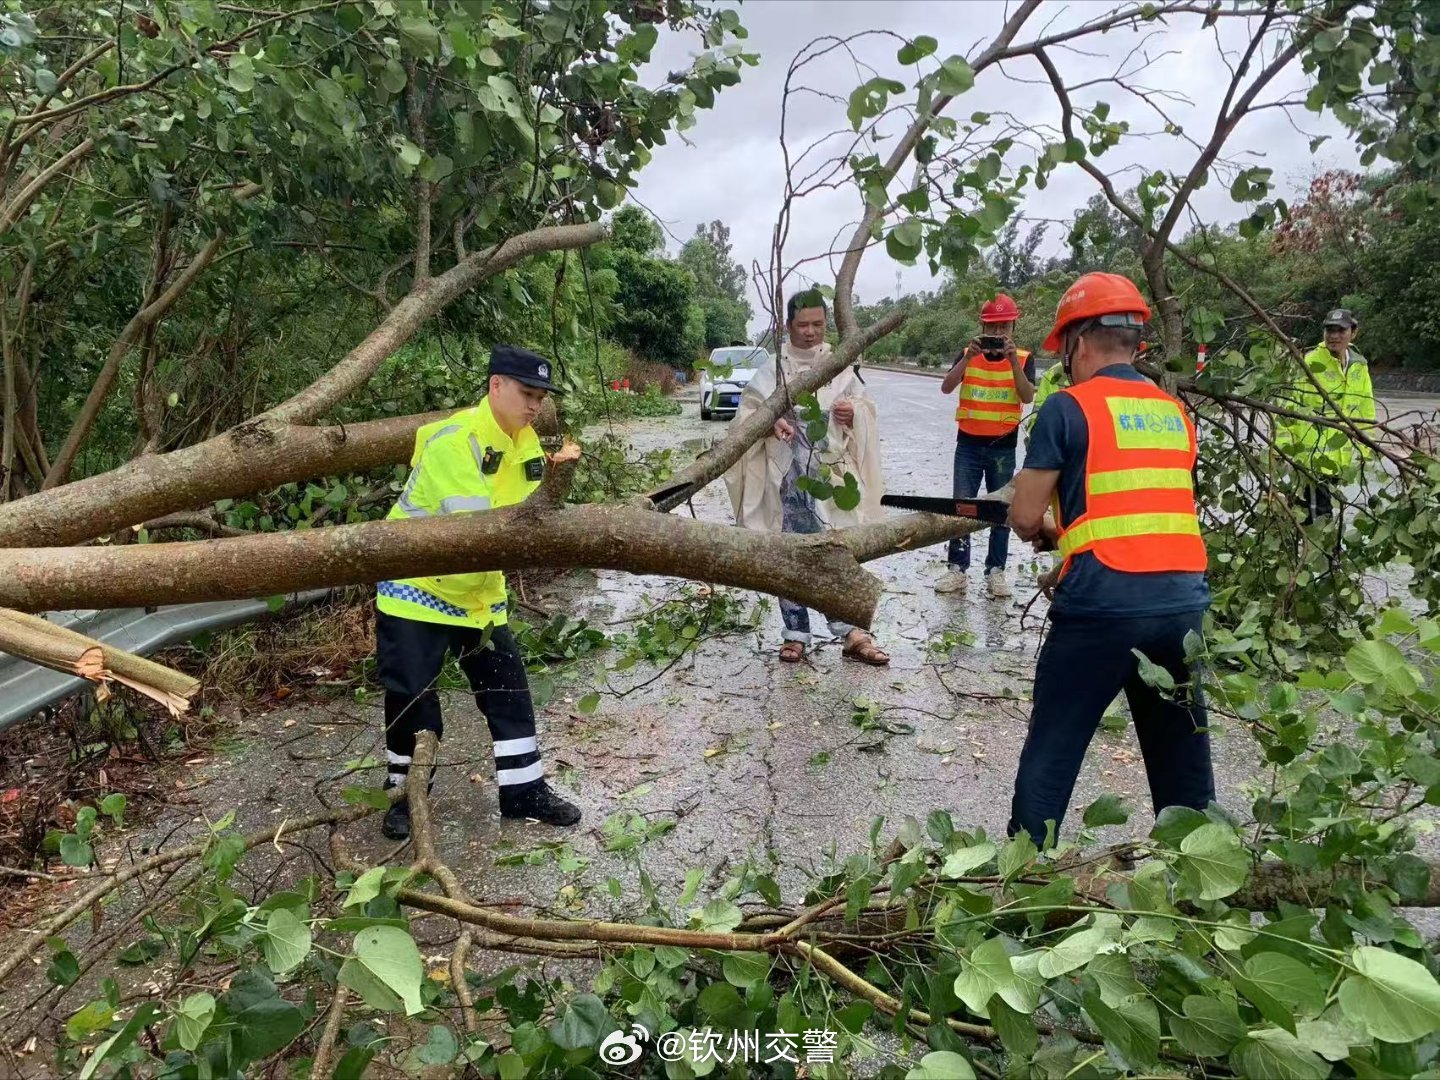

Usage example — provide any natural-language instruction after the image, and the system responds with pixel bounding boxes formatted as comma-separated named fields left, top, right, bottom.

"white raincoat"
left=723, top=343, right=886, bottom=532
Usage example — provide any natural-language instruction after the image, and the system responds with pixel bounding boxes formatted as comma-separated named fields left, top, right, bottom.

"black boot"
left=499, top=781, right=581, bottom=826
left=381, top=777, right=411, bottom=841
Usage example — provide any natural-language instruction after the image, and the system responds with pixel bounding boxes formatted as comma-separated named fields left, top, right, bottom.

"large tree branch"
left=263, top=221, right=605, bottom=424
left=0, top=503, right=891, bottom=627
left=0, top=137, right=95, bottom=235
left=0, top=410, right=452, bottom=548
left=833, top=1, right=1042, bottom=338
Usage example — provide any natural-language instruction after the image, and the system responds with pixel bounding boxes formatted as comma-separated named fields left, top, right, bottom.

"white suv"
left=699, top=346, right=771, bottom=420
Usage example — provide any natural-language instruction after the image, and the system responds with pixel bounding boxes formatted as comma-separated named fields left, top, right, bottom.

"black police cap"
left=1323, top=308, right=1358, bottom=329
left=488, top=344, right=563, bottom=393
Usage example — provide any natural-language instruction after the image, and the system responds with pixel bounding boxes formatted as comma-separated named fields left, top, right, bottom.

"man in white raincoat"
left=724, top=290, right=890, bottom=665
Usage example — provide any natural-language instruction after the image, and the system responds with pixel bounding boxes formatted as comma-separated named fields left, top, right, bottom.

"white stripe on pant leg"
left=386, top=752, right=413, bottom=766
left=495, top=762, right=544, bottom=787
left=493, top=736, right=538, bottom=758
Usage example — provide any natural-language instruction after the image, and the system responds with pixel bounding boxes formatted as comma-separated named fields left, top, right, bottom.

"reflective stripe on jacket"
left=376, top=397, right=543, bottom=628
left=1273, top=344, right=1376, bottom=476
left=1054, top=375, right=1207, bottom=576
left=956, top=349, right=1029, bottom=436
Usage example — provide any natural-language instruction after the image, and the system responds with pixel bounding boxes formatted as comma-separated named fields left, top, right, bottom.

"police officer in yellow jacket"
left=374, top=345, right=580, bottom=839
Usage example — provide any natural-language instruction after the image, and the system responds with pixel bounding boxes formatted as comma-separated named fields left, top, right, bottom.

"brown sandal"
left=841, top=632, right=890, bottom=666
left=779, top=641, right=806, bottom=663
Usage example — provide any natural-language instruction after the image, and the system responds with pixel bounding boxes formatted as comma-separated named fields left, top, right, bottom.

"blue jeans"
left=947, top=438, right=1015, bottom=572
left=778, top=465, right=855, bottom=646
left=1008, top=611, right=1214, bottom=845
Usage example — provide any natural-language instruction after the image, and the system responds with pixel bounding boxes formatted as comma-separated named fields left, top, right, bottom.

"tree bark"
left=0, top=502, right=893, bottom=627
left=0, top=409, right=452, bottom=548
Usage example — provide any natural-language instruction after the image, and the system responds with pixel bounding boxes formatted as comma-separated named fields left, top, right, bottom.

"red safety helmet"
left=1042, top=272, right=1151, bottom=353
left=979, top=294, right=1021, bottom=323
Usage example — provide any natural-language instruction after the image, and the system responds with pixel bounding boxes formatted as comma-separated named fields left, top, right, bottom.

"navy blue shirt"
left=1025, top=364, right=1210, bottom=618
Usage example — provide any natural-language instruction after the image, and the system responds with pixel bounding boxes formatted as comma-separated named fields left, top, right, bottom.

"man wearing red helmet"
left=937, top=293, right=1036, bottom=599
left=1005, top=273, right=1215, bottom=845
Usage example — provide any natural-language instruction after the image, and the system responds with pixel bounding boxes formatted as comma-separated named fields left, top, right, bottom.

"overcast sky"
left=629, top=0, right=1362, bottom=331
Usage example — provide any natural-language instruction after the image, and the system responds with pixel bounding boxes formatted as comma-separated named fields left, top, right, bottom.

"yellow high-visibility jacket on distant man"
left=1274, top=343, right=1376, bottom=477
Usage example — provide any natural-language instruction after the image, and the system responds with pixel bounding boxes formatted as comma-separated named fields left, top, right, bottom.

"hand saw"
left=880, top=494, right=1012, bottom=525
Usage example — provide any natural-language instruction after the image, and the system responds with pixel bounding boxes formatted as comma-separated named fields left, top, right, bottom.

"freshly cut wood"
left=0, top=608, right=199, bottom=715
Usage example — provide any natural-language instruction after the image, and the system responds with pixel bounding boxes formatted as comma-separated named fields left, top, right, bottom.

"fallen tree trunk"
left=0, top=471, right=999, bottom=621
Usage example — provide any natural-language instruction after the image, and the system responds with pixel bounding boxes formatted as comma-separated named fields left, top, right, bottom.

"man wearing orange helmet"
left=937, top=293, right=1036, bottom=599
left=1005, top=272, right=1214, bottom=845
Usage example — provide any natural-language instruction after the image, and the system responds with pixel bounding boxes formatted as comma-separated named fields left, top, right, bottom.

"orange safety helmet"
left=979, top=294, right=1021, bottom=322
left=1042, top=272, right=1151, bottom=353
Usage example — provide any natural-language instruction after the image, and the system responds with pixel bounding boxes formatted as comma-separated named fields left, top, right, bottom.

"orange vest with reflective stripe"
left=1054, top=375, right=1207, bottom=577
left=956, top=350, right=1028, bottom=436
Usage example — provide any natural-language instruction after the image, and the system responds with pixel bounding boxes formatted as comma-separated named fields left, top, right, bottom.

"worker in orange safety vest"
left=1005, top=273, right=1215, bottom=845
left=937, top=294, right=1036, bottom=599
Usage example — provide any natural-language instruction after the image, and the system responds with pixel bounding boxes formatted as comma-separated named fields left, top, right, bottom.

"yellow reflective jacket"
left=1274, top=344, right=1376, bottom=476
left=1024, top=363, right=1068, bottom=434
left=376, top=397, right=543, bottom=628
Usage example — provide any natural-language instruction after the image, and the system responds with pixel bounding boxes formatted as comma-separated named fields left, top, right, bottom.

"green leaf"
left=79, top=1003, right=160, bottom=1080
left=399, top=16, right=441, bottom=53
left=552, top=993, right=617, bottom=1050
left=692, top=899, right=743, bottom=933
left=1344, top=639, right=1420, bottom=696
left=1151, top=805, right=1207, bottom=847
left=47, top=945, right=80, bottom=986
left=395, top=138, right=423, bottom=169
left=577, top=692, right=601, bottom=715
left=940, top=841, right=996, bottom=877
left=1338, top=945, right=1440, bottom=1043
left=907, top=1050, right=976, bottom=1079
left=262, top=908, right=312, bottom=976
left=381, top=59, right=407, bottom=94
left=1087, top=953, right=1143, bottom=1006
left=174, top=992, right=215, bottom=1052
left=1132, top=648, right=1175, bottom=690
left=417, top=1024, right=458, bottom=1065
left=998, top=832, right=1037, bottom=878
left=897, top=36, right=938, bottom=65
left=1230, top=1028, right=1328, bottom=1079
left=1241, top=953, right=1327, bottom=1017
left=346, top=926, right=424, bottom=1016
left=953, top=936, right=1015, bottom=1018
left=99, top=793, right=126, bottom=826
left=345, top=867, right=385, bottom=909
left=1082, top=793, right=1130, bottom=828
left=66, top=1000, right=116, bottom=1043
left=1177, top=822, right=1250, bottom=901
left=989, top=997, right=1038, bottom=1058
left=937, top=56, right=975, bottom=96
left=1170, top=994, right=1245, bottom=1057
left=1038, top=914, right=1120, bottom=979
left=59, top=833, right=93, bottom=868
left=227, top=53, right=255, bottom=93
left=722, top=952, right=770, bottom=989
left=1082, top=991, right=1160, bottom=1071
left=496, top=1052, right=526, bottom=1080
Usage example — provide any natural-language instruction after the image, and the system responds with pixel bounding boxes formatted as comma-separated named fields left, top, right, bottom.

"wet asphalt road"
left=137, top=369, right=1269, bottom=926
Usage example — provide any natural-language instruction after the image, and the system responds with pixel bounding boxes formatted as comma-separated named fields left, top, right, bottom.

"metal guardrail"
left=0, top=591, right=334, bottom=733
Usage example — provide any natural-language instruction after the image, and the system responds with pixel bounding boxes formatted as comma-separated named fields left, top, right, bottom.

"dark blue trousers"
left=1008, top=610, right=1215, bottom=844
left=948, top=437, right=1015, bottom=572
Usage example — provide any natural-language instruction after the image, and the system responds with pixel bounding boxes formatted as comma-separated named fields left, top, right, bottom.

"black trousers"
left=374, top=610, right=541, bottom=793
left=1008, top=611, right=1215, bottom=844
left=1295, top=483, right=1335, bottom=525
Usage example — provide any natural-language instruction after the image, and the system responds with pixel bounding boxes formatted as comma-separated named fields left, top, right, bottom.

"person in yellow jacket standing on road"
left=373, top=345, right=581, bottom=839
left=936, top=294, right=1036, bottom=598
left=1274, top=308, right=1375, bottom=523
